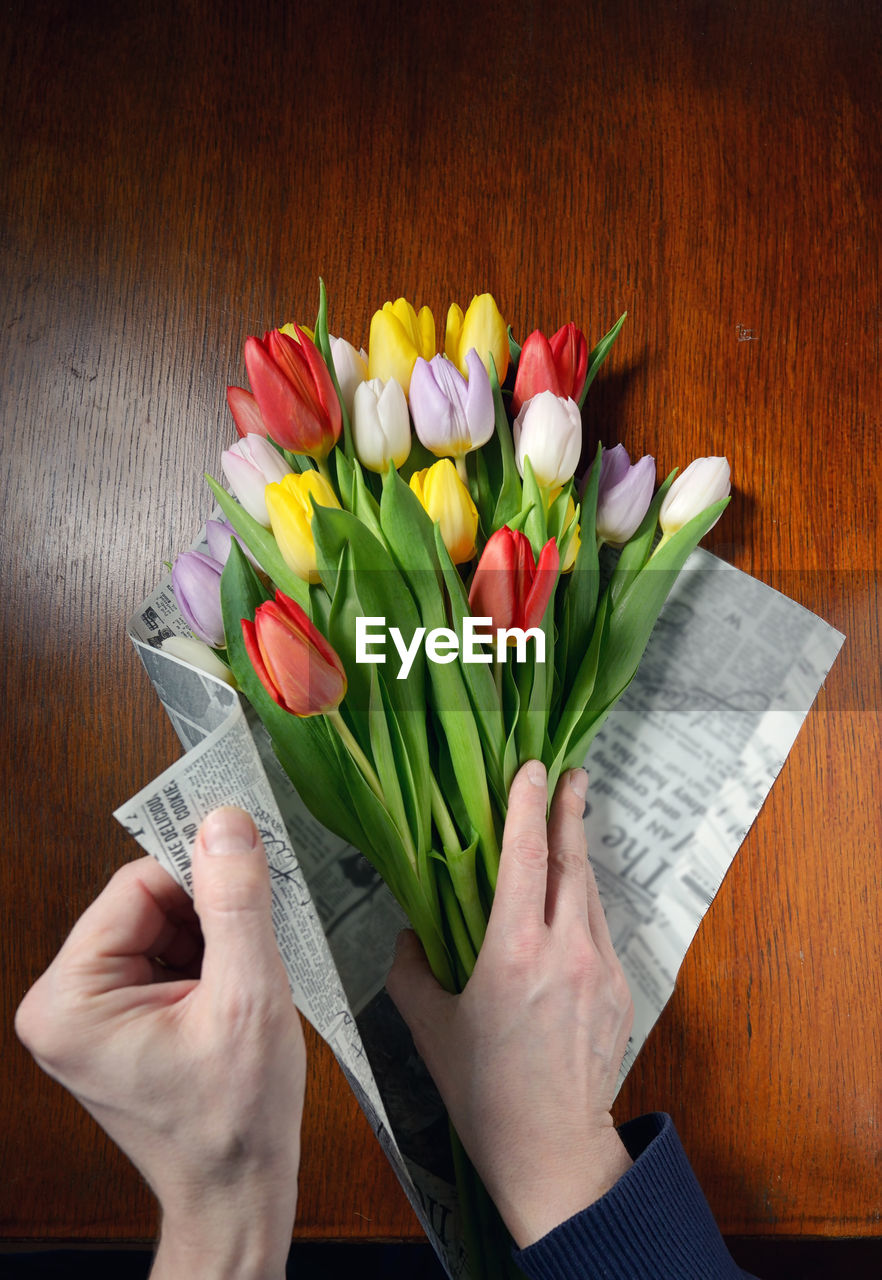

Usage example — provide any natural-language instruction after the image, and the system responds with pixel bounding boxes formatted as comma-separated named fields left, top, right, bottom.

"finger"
left=386, top=930, right=456, bottom=1076
left=190, top=807, right=287, bottom=996
left=584, top=848, right=617, bottom=957
left=488, top=760, right=550, bottom=939
left=58, top=858, right=195, bottom=992
left=544, top=769, right=590, bottom=930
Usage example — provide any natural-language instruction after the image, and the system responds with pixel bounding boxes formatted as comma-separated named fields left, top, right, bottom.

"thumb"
left=386, top=930, right=455, bottom=1063
left=190, top=807, right=284, bottom=991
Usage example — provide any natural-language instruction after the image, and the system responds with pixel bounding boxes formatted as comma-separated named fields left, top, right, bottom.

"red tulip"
left=468, top=527, right=560, bottom=633
left=511, top=323, right=589, bottom=415
left=243, top=326, right=342, bottom=459
left=242, top=591, right=347, bottom=716
left=226, top=385, right=267, bottom=439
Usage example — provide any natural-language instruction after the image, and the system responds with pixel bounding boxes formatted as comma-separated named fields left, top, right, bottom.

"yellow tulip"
left=265, top=470, right=340, bottom=582
left=279, top=322, right=315, bottom=342
left=444, top=293, right=509, bottom=383
left=409, top=459, right=479, bottom=565
left=561, top=495, right=581, bottom=572
left=368, top=298, right=435, bottom=395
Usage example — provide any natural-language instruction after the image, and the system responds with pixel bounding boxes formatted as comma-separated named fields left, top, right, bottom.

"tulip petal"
left=410, top=357, right=461, bottom=454
left=468, top=526, right=541, bottom=633
left=242, top=616, right=280, bottom=705
left=444, top=303, right=464, bottom=366
left=523, top=537, right=560, bottom=629
left=226, top=386, right=266, bottom=438
left=458, top=293, right=509, bottom=382
left=291, top=324, right=342, bottom=442
left=549, top=322, right=589, bottom=402
left=659, top=457, right=731, bottom=535
left=463, top=348, right=495, bottom=450
left=596, top=453, right=656, bottom=544
left=511, top=330, right=561, bottom=416
left=248, top=593, right=347, bottom=716
left=171, top=550, right=225, bottom=647
left=597, top=444, right=632, bottom=494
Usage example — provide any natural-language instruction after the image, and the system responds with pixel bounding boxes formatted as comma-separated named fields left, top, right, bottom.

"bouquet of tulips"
left=170, top=282, right=730, bottom=1276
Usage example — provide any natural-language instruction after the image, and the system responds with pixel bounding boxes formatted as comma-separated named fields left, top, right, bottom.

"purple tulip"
left=204, top=518, right=260, bottom=569
left=591, top=445, right=656, bottom=544
left=171, top=550, right=225, bottom=647
left=409, top=349, right=495, bottom=458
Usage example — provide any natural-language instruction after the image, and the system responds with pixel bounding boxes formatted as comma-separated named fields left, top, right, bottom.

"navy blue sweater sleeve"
left=512, top=1113, right=758, bottom=1279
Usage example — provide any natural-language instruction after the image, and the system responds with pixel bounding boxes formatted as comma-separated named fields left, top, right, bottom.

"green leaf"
left=471, top=445, right=495, bottom=537
left=381, top=469, right=501, bottom=880
left=311, top=504, right=407, bottom=615
left=579, top=311, right=627, bottom=407
left=314, top=278, right=354, bottom=459
left=219, top=542, right=368, bottom=853
left=488, top=352, right=522, bottom=530
left=205, top=475, right=310, bottom=608
left=432, top=523, right=506, bottom=801
left=379, top=467, right=446, bottom=626
left=546, top=481, right=574, bottom=542
left=312, top=499, right=432, bottom=839
left=559, top=443, right=602, bottom=693
left=501, top=661, right=521, bottom=793
left=441, top=830, right=486, bottom=958
left=550, top=587, right=610, bottom=759
left=350, top=458, right=385, bottom=543
left=367, top=665, right=415, bottom=865
left=592, top=497, right=731, bottom=711
left=557, top=687, right=628, bottom=777
left=378, top=673, right=432, bottom=858
left=514, top=593, right=555, bottom=767
left=325, top=726, right=413, bottom=894
left=325, top=544, right=372, bottom=749
left=332, top=447, right=355, bottom=511
left=519, top=456, right=548, bottom=558
left=608, top=469, right=676, bottom=604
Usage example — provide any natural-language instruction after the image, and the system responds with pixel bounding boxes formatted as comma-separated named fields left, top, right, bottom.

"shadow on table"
left=2, top=1237, right=882, bottom=1278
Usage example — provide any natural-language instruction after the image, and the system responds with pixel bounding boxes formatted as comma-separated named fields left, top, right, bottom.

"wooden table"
left=3, top=0, right=880, bottom=1259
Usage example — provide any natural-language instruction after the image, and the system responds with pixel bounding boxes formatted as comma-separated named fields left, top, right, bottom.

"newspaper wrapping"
left=115, top=546, right=843, bottom=1278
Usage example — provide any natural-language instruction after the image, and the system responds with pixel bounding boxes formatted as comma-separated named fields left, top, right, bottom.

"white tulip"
left=513, top=390, right=582, bottom=488
left=221, top=433, right=291, bottom=526
left=329, top=335, right=369, bottom=417
left=660, top=457, right=731, bottom=535
left=352, top=376, right=411, bottom=472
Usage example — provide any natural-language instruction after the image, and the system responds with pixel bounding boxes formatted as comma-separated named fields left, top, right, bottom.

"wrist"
left=151, top=1199, right=294, bottom=1280
left=502, top=1128, right=634, bottom=1249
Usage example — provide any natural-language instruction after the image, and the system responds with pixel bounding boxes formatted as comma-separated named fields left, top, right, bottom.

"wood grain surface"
left=2, top=0, right=880, bottom=1246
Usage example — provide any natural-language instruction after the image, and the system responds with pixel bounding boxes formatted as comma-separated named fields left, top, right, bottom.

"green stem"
left=437, top=869, right=476, bottom=988
left=406, top=887, right=458, bottom=994
left=493, top=658, right=504, bottom=708
left=327, top=709, right=385, bottom=804
left=429, top=772, right=461, bottom=851
left=450, top=1125, right=490, bottom=1280
left=430, top=776, right=488, bottom=957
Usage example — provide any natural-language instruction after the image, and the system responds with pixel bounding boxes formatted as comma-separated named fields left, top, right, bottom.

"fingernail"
left=568, top=768, right=589, bottom=802
left=525, top=759, right=546, bottom=787
left=200, top=807, right=259, bottom=855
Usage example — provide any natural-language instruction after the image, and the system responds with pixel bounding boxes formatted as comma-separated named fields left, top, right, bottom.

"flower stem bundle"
left=170, top=280, right=731, bottom=1277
